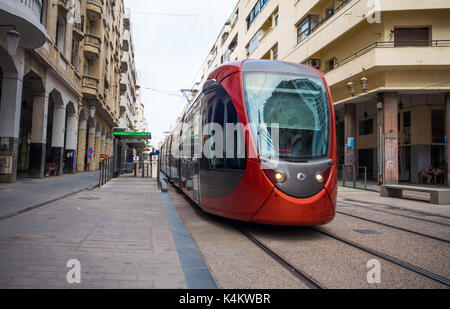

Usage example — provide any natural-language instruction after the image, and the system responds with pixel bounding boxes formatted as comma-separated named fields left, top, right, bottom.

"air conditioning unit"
left=306, top=59, right=321, bottom=69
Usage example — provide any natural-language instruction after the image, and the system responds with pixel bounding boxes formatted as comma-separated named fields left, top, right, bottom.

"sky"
left=124, top=0, right=239, bottom=148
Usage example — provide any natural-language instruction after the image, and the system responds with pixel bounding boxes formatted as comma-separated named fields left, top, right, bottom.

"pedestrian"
left=149, top=147, right=159, bottom=158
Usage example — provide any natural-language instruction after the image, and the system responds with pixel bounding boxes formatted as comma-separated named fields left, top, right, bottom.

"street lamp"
left=360, top=77, right=368, bottom=92
left=90, top=105, right=96, bottom=118
left=0, top=25, right=21, bottom=56
left=346, top=82, right=355, bottom=97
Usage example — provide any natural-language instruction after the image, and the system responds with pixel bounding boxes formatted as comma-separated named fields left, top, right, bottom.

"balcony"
left=83, top=34, right=101, bottom=59
left=72, top=15, right=85, bottom=40
left=289, top=0, right=450, bottom=64
left=121, top=51, right=129, bottom=72
left=81, top=75, right=99, bottom=99
left=124, top=8, right=131, bottom=30
left=323, top=40, right=450, bottom=87
left=122, top=30, right=130, bottom=51
left=86, top=0, right=103, bottom=21
left=0, top=0, right=47, bottom=49
left=120, top=73, right=128, bottom=94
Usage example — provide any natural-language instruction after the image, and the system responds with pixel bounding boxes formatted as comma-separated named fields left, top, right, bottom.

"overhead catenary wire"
left=140, top=86, right=185, bottom=98
left=133, top=11, right=229, bottom=18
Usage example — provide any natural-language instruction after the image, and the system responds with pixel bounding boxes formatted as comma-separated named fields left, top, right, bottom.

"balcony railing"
left=74, top=15, right=85, bottom=33
left=19, top=0, right=43, bottom=20
left=298, top=0, right=352, bottom=45
left=84, top=34, right=101, bottom=48
left=322, top=40, right=450, bottom=74
left=82, top=76, right=99, bottom=89
left=86, top=0, right=103, bottom=7
left=86, top=0, right=104, bottom=8
left=312, top=0, right=351, bottom=32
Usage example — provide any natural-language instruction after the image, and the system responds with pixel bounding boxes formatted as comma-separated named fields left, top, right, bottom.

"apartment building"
left=119, top=8, right=137, bottom=132
left=115, top=8, right=150, bottom=168
left=0, top=0, right=141, bottom=183
left=191, top=0, right=450, bottom=186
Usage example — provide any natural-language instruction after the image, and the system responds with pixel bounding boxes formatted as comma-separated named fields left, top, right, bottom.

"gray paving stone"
left=0, top=176, right=188, bottom=289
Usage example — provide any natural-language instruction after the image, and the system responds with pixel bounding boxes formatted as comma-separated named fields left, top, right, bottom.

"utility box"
left=152, top=156, right=158, bottom=179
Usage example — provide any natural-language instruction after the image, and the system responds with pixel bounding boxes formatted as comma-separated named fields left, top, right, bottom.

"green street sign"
left=113, top=132, right=152, bottom=139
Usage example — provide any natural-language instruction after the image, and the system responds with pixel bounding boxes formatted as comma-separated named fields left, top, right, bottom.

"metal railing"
left=310, top=0, right=352, bottom=35
left=322, top=40, right=450, bottom=74
left=20, top=0, right=43, bottom=19
left=99, top=157, right=114, bottom=186
left=339, top=165, right=368, bottom=191
left=134, top=162, right=150, bottom=178
left=121, top=162, right=134, bottom=174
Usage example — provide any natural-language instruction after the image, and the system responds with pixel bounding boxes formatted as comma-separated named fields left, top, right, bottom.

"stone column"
left=108, top=138, right=113, bottom=156
left=50, top=105, right=66, bottom=176
left=105, top=137, right=110, bottom=157
left=377, top=97, right=384, bottom=185
left=77, top=117, right=87, bottom=173
left=94, top=129, right=102, bottom=170
left=383, top=92, right=399, bottom=184
left=87, top=122, right=97, bottom=171
left=0, top=73, right=23, bottom=183
left=344, top=103, right=357, bottom=167
left=64, top=112, right=78, bottom=174
left=29, top=93, right=49, bottom=178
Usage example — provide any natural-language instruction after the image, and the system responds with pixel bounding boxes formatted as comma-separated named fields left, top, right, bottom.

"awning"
left=126, top=141, right=146, bottom=148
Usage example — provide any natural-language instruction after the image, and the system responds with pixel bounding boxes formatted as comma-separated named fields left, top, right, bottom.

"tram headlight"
left=275, top=172, right=286, bottom=183
left=315, top=173, right=324, bottom=183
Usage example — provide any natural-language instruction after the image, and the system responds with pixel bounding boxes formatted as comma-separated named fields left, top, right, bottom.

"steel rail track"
left=235, top=225, right=326, bottom=289
left=339, top=201, right=450, bottom=227
left=336, top=211, right=450, bottom=244
left=311, top=227, right=450, bottom=287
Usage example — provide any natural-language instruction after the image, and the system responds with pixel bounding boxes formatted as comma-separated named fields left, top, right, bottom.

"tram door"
left=192, top=100, right=202, bottom=202
left=181, top=115, right=193, bottom=199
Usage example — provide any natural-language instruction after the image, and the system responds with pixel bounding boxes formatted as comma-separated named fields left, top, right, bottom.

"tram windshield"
left=243, top=72, right=330, bottom=161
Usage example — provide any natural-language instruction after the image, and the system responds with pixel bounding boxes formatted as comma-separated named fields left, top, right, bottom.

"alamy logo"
left=66, top=259, right=81, bottom=284
left=366, top=259, right=381, bottom=284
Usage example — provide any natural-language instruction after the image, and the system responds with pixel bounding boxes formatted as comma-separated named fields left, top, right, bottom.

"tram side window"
left=203, top=88, right=225, bottom=169
left=225, top=97, right=246, bottom=170
left=181, top=118, right=189, bottom=158
left=170, top=126, right=181, bottom=166
left=211, top=99, right=225, bottom=169
left=203, top=83, right=246, bottom=170
left=167, top=137, right=172, bottom=168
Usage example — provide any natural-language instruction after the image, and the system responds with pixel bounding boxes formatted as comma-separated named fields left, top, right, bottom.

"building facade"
left=189, top=0, right=450, bottom=186
left=0, top=0, right=143, bottom=183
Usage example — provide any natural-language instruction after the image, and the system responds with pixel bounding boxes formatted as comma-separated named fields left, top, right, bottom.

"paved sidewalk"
left=0, top=176, right=193, bottom=288
left=0, top=172, right=99, bottom=218
left=338, top=186, right=450, bottom=218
